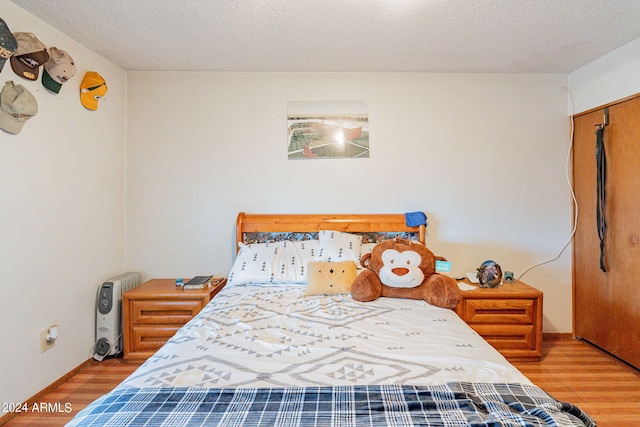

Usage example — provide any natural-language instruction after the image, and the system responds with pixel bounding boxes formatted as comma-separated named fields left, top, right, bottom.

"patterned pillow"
left=241, top=231, right=418, bottom=245
left=315, top=230, right=363, bottom=263
left=289, top=239, right=319, bottom=282
left=304, top=261, right=357, bottom=295
left=227, top=241, right=283, bottom=285
left=228, top=240, right=320, bottom=285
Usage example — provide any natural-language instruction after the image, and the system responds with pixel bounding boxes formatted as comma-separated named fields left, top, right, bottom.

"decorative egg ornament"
left=476, top=260, right=502, bottom=288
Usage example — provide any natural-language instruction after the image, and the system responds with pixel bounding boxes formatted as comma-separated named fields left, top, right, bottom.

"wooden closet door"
left=606, top=98, right=640, bottom=367
left=573, top=108, right=613, bottom=350
left=573, top=95, right=640, bottom=368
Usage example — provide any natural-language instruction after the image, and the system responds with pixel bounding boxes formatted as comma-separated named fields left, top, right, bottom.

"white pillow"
left=227, top=241, right=283, bottom=285
left=228, top=240, right=320, bottom=285
left=315, top=230, right=363, bottom=263
left=289, top=239, right=319, bottom=283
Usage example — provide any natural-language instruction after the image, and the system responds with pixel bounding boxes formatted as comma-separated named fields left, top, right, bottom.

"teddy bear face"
left=367, top=239, right=436, bottom=288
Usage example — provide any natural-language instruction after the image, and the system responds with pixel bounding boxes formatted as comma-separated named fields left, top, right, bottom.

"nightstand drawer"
left=469, top=324, right=535, bottom=350
left=130, top=299, right=204, bottom=325
left=131, top=326, right=180, bottom=352
left=462, top=298, right=535, bottom=325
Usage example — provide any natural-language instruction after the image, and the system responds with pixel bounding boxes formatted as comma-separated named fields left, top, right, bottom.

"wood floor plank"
left=1, top=357, right=140, bottom=426
left=2, top=337, right=640, bottom=426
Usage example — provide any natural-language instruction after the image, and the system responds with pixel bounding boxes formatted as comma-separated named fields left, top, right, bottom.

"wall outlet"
left=40, top=327, right=56, bottom=353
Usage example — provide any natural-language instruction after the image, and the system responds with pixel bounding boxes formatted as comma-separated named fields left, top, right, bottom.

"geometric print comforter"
left=119, top=283, right=532, bottom=388
left=66, top=283, right=596, bottom=426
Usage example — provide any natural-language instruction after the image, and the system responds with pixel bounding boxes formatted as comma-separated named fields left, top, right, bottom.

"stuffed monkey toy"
left=351, top=238, right=461, bottom=309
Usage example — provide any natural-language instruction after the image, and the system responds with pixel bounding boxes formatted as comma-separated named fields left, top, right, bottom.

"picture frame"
left=287, top=100, right=369, bottom=159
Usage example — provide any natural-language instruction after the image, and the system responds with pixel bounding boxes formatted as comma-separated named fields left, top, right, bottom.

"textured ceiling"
left=9, top=0, right=640, bottom=73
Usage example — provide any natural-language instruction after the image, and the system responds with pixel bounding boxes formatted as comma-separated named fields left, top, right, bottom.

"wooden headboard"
left=235, top=212, right=425, bottom=250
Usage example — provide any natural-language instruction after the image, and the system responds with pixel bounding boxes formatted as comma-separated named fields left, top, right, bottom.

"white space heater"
left=94, top=272, right=142, bottom=361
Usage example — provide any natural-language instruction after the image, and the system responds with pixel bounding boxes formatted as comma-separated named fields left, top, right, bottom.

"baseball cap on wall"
left=0, top=18, right=18, bottom=72
left=0, top=80, right=38, bottom=135
left=80, top=71, right=107, bottom=110
left=10, top=32, right=49, bottom=81
left=42, top=47, right=76, bottom=94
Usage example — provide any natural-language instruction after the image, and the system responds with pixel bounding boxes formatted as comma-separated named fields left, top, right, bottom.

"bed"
left=67, top=212, right=595, bottom=426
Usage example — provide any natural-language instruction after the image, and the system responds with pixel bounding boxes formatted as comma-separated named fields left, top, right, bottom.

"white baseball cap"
left=42, top=47, right=76, bottom=94
left=0, top=81, right=38, bottom=134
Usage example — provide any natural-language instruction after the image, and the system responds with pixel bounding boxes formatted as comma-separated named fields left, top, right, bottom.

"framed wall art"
left=287, top=100, right=369, bottom=159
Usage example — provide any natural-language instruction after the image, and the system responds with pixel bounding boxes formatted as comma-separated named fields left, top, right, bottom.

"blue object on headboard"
left=404, top=211, right=427, bottom=227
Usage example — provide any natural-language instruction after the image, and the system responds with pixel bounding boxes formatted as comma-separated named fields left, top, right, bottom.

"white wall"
left=126, top=71, right=573, bottom=333
left=569, top=37, right=640, bottom=114
left=6, top=0, right=610, bottom=408
left=0, top=0, right=126, bottom=407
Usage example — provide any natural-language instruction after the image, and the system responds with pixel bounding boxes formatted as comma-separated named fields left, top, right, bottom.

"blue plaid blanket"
left=66, top=383, right=595, bottom=427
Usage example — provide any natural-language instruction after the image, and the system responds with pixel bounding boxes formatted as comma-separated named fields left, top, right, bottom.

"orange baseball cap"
left=80, top=71, right=107, bottom=110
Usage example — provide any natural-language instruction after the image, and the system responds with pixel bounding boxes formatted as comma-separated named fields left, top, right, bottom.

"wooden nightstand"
left=455, top=279, right=543, bottom=361
left=123, top=278, right=226, bottom=360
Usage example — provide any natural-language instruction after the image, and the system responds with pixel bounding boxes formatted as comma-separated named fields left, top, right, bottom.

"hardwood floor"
left=512, top=336, right=640, bottom=427
left=2, top=337, right=640, bottom=426
left=1, top=358, right=141, bottom=427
